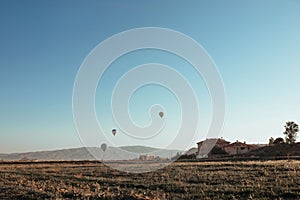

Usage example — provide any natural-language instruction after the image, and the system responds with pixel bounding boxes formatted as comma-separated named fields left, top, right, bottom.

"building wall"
left=139, top=155, right=155, bottom=161
left=197, top=138, right=230, bottom=156
left=224, top=146, right=255, bottom=155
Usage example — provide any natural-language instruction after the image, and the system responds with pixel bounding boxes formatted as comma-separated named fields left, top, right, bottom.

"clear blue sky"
left=1, top=0, right=300, bottom=153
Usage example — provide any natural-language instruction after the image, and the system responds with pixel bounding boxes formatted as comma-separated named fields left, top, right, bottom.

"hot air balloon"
left=159, top=112, right=164, bottom=118
left=101, top=143, right=107, bottom=152
left=112, top=129, right=117, bottom=136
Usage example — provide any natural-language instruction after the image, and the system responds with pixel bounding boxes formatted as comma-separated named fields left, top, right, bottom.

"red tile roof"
left=223, top=141, right=259, bottom=148
left=197, top=138, right=230, bottom=145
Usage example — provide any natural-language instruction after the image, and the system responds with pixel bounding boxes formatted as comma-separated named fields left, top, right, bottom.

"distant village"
left=195, top=138, right=266, bottom=159
left=138, top=138, right=267, bottom=161
left=139, top=121, right=299, bottom=161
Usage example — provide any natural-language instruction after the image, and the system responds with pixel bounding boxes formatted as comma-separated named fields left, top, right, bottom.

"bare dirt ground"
left=0, top=160, right=299, bottom=199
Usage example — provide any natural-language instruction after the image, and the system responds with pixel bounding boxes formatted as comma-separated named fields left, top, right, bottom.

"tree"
left=283, top=121, right=299, bottom=144
left=273, top=137, right=285, bottom=145
left=269, top=137, right=275, bottom=145
left=210, top=146, right=228, bottom=155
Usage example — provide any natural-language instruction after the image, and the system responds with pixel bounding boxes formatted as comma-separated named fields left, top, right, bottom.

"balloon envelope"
left=159, top=112, right=164, bottom=118
left=112, top=129, right=117, bottom=136
left=101, top=143, right=107, bottom=152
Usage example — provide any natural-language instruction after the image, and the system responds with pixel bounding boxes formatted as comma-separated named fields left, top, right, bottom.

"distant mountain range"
left=0, top=146, right=185, bottom=161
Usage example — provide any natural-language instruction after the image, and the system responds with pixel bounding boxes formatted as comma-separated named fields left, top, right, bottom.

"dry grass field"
left=0, top=160, right=300, bottom=199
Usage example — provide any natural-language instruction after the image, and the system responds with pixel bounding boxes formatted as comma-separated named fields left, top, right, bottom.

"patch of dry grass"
left=0, top=160, right=299, bottom=199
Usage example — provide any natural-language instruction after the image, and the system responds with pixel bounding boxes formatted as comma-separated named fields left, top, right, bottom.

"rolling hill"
left=0, top=146, right=183, bottom=161
left=243, top=142, right=300, bottom=157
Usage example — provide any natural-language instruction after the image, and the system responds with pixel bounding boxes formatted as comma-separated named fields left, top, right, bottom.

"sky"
left=1, top=0, right=300, bottom=153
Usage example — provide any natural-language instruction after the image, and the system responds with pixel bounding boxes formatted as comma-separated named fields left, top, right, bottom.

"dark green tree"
left=210, top=146, right=228, bottom=155
left=273, top=137, right=285, bottom=145
left=283, top=121, right=299, bottom=144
